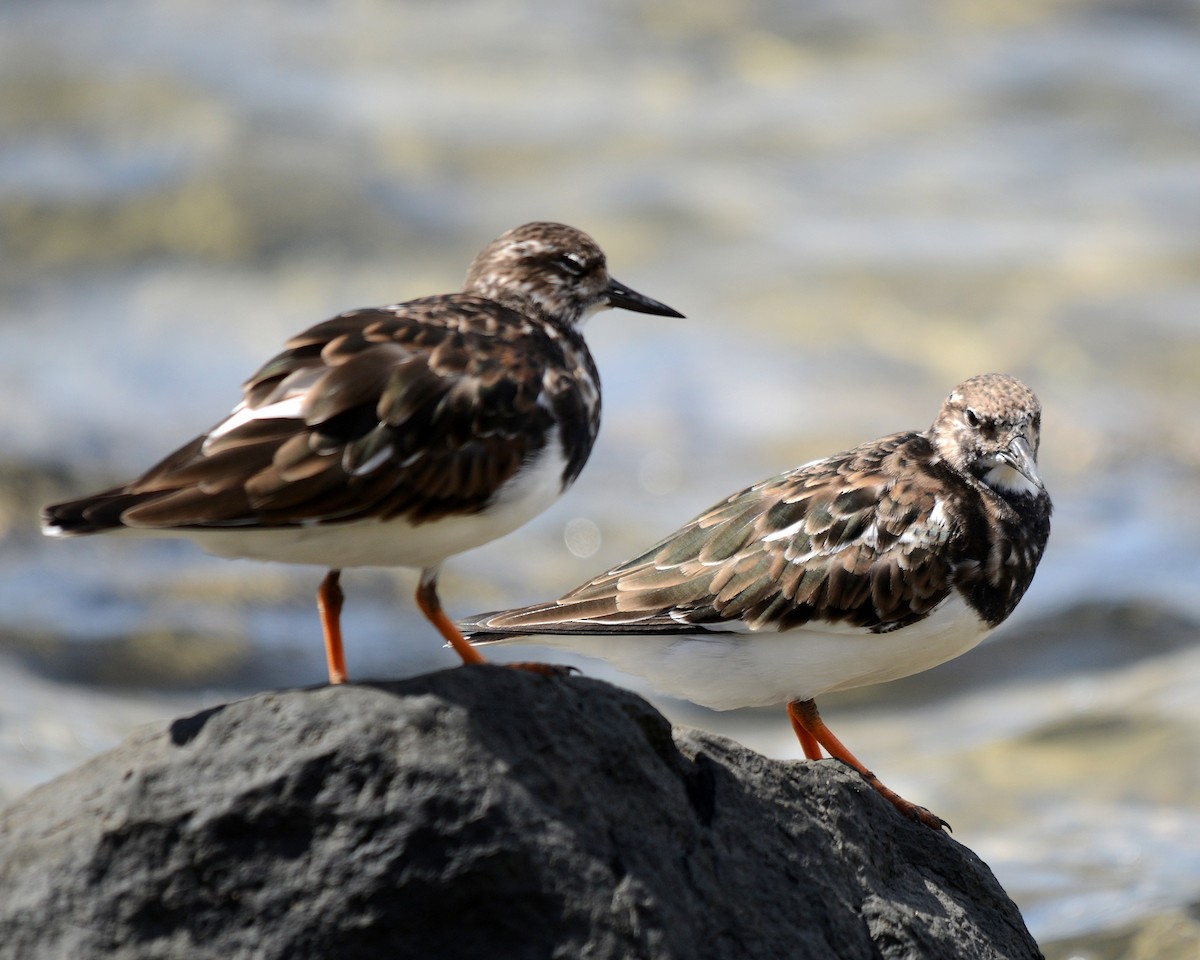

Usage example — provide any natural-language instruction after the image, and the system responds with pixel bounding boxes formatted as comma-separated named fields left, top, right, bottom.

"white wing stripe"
left=203, top=396, right=307, bottom=449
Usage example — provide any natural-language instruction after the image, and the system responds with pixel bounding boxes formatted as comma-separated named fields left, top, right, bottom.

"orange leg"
left=415, top=568, right=573, bottom=676
left=787, top=707, right=824, bottom=760
left=318, top=569, right=349, bottom=685
left=415, top=570, right=488, bottom=665
left=787, top=698, right=949, bottom=832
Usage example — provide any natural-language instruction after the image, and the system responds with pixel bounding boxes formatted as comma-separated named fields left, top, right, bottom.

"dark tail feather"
left=42, top=489, right=149, bottom=536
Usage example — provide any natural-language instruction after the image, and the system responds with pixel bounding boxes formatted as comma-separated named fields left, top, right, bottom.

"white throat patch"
left=983, top=462, right=1041, bottom=498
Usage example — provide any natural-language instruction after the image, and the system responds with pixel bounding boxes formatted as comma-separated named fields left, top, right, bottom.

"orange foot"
left=787, top=698, right=951, bottom=833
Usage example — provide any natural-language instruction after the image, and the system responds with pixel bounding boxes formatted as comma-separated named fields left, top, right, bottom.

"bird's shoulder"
left=244, top=297, right=593, bottom=408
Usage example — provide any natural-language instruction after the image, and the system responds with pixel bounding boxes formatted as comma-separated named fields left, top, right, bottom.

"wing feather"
left=465, top=432, right=966, bottom=638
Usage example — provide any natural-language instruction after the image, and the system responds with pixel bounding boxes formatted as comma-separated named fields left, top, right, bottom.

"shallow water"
left=2, top=2, right=1200, bottom=954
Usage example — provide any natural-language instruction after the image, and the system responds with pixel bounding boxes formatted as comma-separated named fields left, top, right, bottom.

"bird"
left=460, top=373, right=1052, bottom=830
left=42, top=221, right=683, bottom=685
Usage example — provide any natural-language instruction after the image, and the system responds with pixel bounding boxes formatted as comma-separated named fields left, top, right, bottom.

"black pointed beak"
left=605, top=277, right=684, bottom=318
left=1000, top=436, right=1043, bottom=490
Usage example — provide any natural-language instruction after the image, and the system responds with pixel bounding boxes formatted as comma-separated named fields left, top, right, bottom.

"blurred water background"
left=2, top=2, right=1199, bottom=956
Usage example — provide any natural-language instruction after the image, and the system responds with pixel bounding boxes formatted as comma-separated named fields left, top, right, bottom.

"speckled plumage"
left=43, top=221, right=683, bottom=683
left=462, top=373, right=1052, bottom=830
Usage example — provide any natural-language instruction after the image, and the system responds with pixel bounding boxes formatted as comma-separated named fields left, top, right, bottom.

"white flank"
left=491, top=592, right=990, bottom=710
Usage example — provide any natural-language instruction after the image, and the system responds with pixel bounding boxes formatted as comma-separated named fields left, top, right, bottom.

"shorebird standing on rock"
left=461, top=373, right=1052, bottom=830
left=43, top=222, right=683, bottom=685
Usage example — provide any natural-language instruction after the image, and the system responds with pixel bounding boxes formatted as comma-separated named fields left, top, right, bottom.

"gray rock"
left=0, top=667, right=1042, bottom=960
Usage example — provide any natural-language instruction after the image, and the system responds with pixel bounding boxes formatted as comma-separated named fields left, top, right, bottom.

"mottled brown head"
left=930, top=373, right=1045, bottom=497
left=463, top=221, right=683, bottom=327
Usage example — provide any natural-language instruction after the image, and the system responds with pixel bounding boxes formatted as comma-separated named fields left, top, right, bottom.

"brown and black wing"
left=463, top=432, right=965, bottom=639
left=44, top=296, right=599, bottom=534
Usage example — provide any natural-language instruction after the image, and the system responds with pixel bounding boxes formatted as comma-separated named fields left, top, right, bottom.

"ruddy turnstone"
left=42, top=221, right=683, bottom=685
left=461, top=373, right=1052, bottom=830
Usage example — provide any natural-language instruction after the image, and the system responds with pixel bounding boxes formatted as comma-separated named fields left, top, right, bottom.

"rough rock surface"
left=0, top=667, right=1042, bottom=960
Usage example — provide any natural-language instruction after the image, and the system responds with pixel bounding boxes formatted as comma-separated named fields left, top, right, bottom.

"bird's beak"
left=605, top=278, right=684, bottom=318
left=999, top=436, right=1043, bottom=490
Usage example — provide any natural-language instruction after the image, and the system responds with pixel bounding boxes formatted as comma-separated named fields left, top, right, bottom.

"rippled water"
left=3, top=2, right=1200, bottom=954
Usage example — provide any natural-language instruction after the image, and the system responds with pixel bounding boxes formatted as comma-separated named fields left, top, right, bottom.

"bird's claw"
left=906, top=803, right=952, bottom=833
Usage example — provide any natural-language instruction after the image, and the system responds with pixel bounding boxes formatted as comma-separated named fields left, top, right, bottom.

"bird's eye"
left=965, top=409, right=981, bottom=428
left=554, top=253, right=587, bottom=277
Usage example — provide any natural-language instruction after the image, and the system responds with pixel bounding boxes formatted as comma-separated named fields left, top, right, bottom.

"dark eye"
left=554, top=253, right=587, bottom=277
left=966, top=409, right=981, bottom=428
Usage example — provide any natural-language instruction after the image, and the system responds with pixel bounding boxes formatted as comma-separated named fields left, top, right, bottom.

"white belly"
left=495, top=592, right=991, bottom=709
